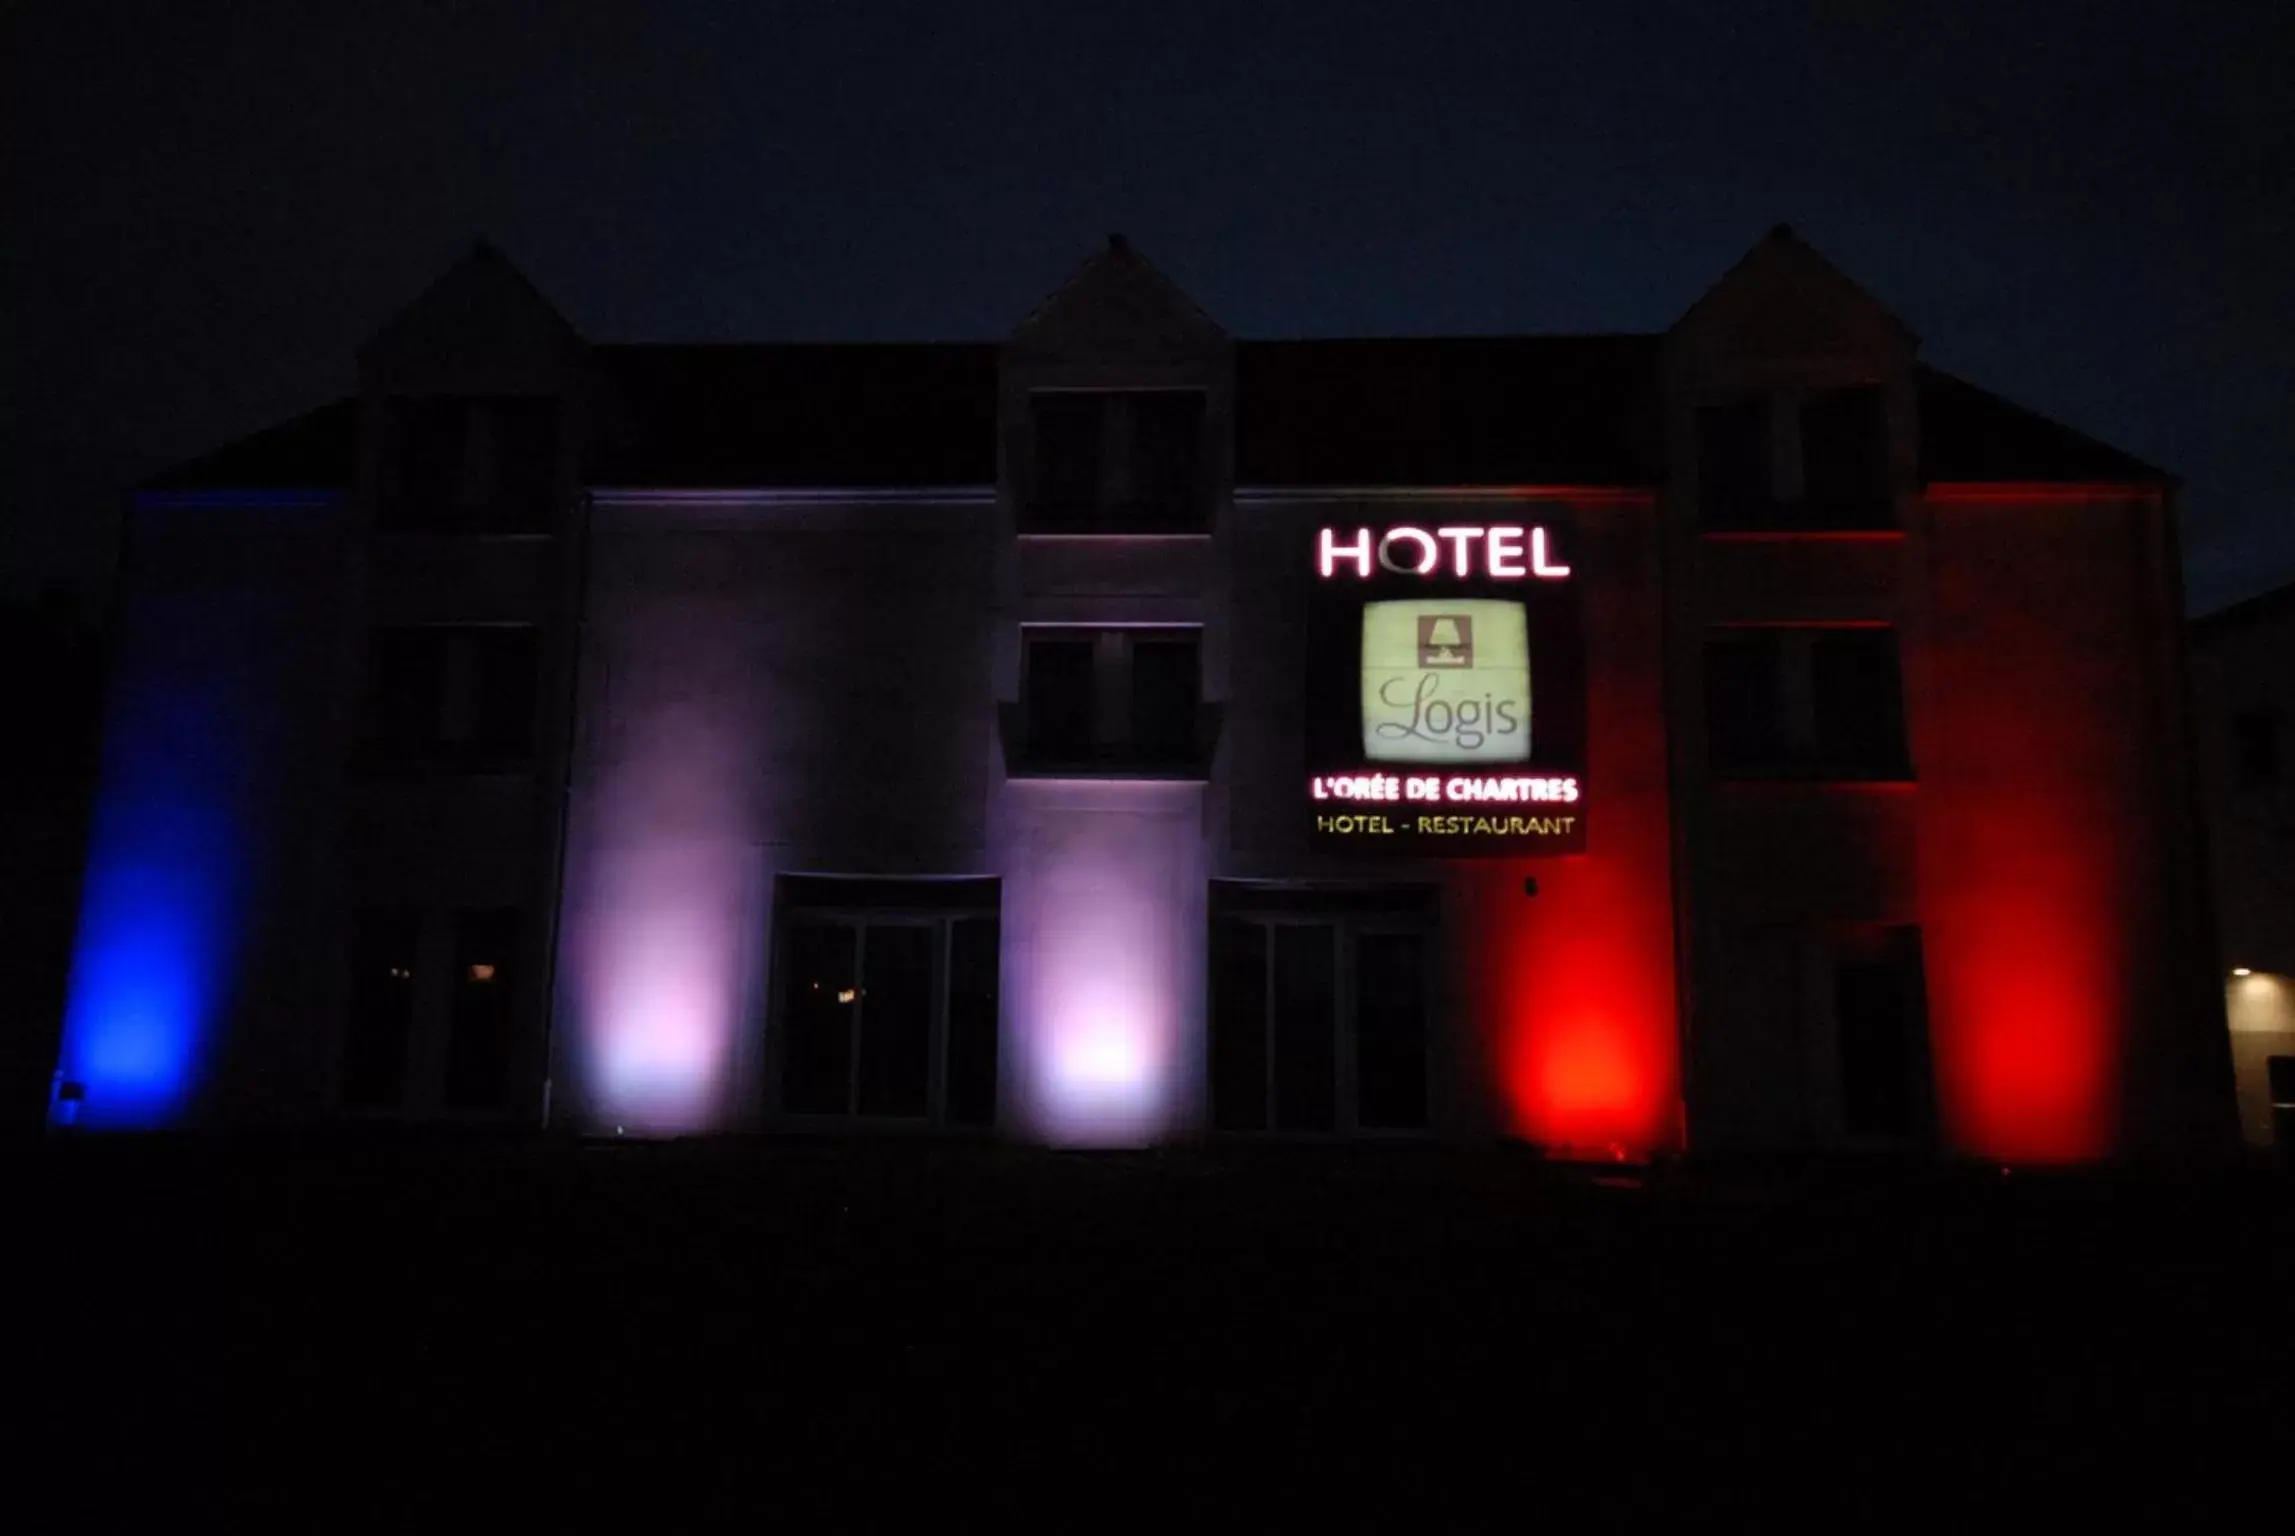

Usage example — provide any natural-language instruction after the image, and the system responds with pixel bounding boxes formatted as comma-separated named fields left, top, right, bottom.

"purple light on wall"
left=1003, top=783, right=1203, bottom=1146
left=567, top=842, right=751, bottom=1133
left=559, top=593, right=763, bottom=1133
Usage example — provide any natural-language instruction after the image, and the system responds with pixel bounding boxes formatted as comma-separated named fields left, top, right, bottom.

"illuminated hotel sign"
left=1305, top=521, right=1586, bottom=855
left=1316, top=524, right=1571, bottom=581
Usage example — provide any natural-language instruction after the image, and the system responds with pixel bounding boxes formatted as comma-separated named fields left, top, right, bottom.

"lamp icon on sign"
left=1417, top=614, right=1474, bottom=668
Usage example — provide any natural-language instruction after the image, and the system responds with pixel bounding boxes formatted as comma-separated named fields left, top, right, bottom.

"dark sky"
left=8, top=0, right=2290, bottom=611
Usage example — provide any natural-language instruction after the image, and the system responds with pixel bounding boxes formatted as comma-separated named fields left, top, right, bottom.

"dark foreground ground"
left=16, top=1138, right=2293, bottom=1525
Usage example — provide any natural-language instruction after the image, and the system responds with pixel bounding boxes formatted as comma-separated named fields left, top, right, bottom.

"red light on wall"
left=1524, top=1022, right=1655, bottom=1134
left=1923, top=819, right=2121, bottom=1163
left=1919, top=495, right=2161, bottom=1163
left=1456, top=850, right=1679, bottom=1156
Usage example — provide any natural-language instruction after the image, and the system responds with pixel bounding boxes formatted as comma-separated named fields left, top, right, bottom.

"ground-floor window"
left=339, top=905, right=526, bottom=1115
left=1705, top=920, right=1933, bottom=1147
left=1209, top=882, right=1437, bottom=1134
left=771, top=876, right=999, bottom=1127
left=342, top=909, right=420, bottom=1110
left=1830, top=925, right=1931, bottom=1143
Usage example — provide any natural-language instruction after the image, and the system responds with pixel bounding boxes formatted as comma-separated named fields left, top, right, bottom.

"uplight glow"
left=1002, top=782, right=1201, bottom=1145
left=52, top=590, right=294, bottom=1129
left=567, top=842, right=749, bottom=1132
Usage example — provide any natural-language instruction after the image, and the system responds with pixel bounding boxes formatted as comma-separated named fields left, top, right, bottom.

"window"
left=342, top=910, right=421, bottom=1110
left=1830, top=927, right=1932, bottom=1143
left=1019, top=627, right=1202, bottom=772
left=340, top=907, right=525, bottom=1115
left=358, top=625, right=541, bottom=770
left=1696, top=398, right=1774, bottom=530
left=1025, top=390, right=1207, bottom=533
left=445, top=908, right=520, bottom=1110
left=1799, top=386, right=1890, bottom=526
left=772, top=877, right=1000, bottom=1127
left=1704, top=630, right=1791, bottom=774
left=1704, top=627, right=1909, bottom=780
left=1808, top=628, right=1909, bottom=773
left=384, top=397, right=559, bottom=534
left=2233, top=710, right=2281, bottom=789
left=1130, top=633, right=1201, bottom=763
left=1697, top=389, right=1892, bottom=531
left=398, top=400, right=468, bottom=526
left=1709, top=922, right=1933, bottom=1146
left=1209, top=883, right=1436, bottom=1134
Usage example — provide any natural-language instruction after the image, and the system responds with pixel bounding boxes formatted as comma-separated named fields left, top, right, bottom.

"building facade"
left=2190, top=582, right=2295, bottom=1149
left=49, top=229, right=2236, bottom=1159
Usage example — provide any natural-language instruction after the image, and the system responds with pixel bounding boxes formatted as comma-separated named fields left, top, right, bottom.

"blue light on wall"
left=52, top=587, right=278, bottom=1129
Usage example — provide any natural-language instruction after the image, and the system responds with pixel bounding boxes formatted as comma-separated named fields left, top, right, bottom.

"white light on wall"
left=2231, top=967, right=2253, bottom=978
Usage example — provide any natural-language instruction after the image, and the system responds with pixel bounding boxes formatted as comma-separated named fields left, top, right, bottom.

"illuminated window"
left=1024, top=390, right=1206, bottom=533
left=1209, top=883, right=1436, bottom=1134
left=1703, top=627, right=1909, bottom=780
left=339, top=907, right=526, bottom=1115
left=1697, top=388, right=1891, bottom=531
left=445, top=908, right=520, bottom=1110
left=357, top=624, right=541, bottom=771
left=341, top=910, right=421, bottom=1110
left=383, top=396, right=558, bottom=535
left=1019, top=627, right=1202, bottom=773
left=772, top=877, right=1000, bottom=1127
left=2233, top=709, right=2281, bottom=789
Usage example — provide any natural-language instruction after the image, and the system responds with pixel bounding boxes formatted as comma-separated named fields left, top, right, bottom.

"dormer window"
left=1025, top=389, right=1207, bottom=533
left=1697, top=386, right=1892, bottom=531
left=384, top=396, right=559, bottom=534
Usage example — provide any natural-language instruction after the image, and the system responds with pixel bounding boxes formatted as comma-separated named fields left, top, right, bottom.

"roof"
left=137, top=339, right=2172, bottom=494
left=1235, top=336, right=1661, bottom=486
left=593, top=344, right=999, bottom=487
left=1915, top=367, right=2172, bottom=485
left=2191, top=578, right=2295, bottom=638
left=142, top=400, right=356, bottom=491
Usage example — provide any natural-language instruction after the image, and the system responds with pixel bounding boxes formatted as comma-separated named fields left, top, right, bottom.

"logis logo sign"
left=1360, top=599, right=1532, bottom=764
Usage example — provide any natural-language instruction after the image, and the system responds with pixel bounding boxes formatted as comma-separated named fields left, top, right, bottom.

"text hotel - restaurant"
left=51, top=228, right=2238, bottom=1160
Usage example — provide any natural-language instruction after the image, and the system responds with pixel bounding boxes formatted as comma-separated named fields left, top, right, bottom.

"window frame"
left=334, top=905, right=531, bottom=1121
left=381, top=394, right=562, bottom=537
left=1709, top=921, right=1935, bottom=1150
left=353, top=621, right=543, bottom=777
left=1208, top=885, right=1438, bottom=1138
left=1702, top=624, right=1913, bottom=783
left=1016, top=624, right=1205, bottom=777
left=768, top=879, right=1001, bottom=1130
left=1695, top=387, right=1897, bottom=534
left=1021, top=387, right=1210, bottom=535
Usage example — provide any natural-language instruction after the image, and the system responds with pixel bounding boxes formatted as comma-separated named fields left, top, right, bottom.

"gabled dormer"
left=1002, top=234, right=1232, bottom=535
left=356, top=241, right=589, bottom=537
left=1664, top=226, right=1918, bottom=533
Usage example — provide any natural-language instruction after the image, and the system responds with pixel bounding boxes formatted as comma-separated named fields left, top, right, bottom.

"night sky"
left=8, top=0, right=2289, bottom=611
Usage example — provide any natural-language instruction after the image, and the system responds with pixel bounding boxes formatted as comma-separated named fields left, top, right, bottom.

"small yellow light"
left=2231, top=967, right=2253, bottom=978
left=836, top=988, right=857, bottom=1004
left=468, top=963, right=497, bottom=982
